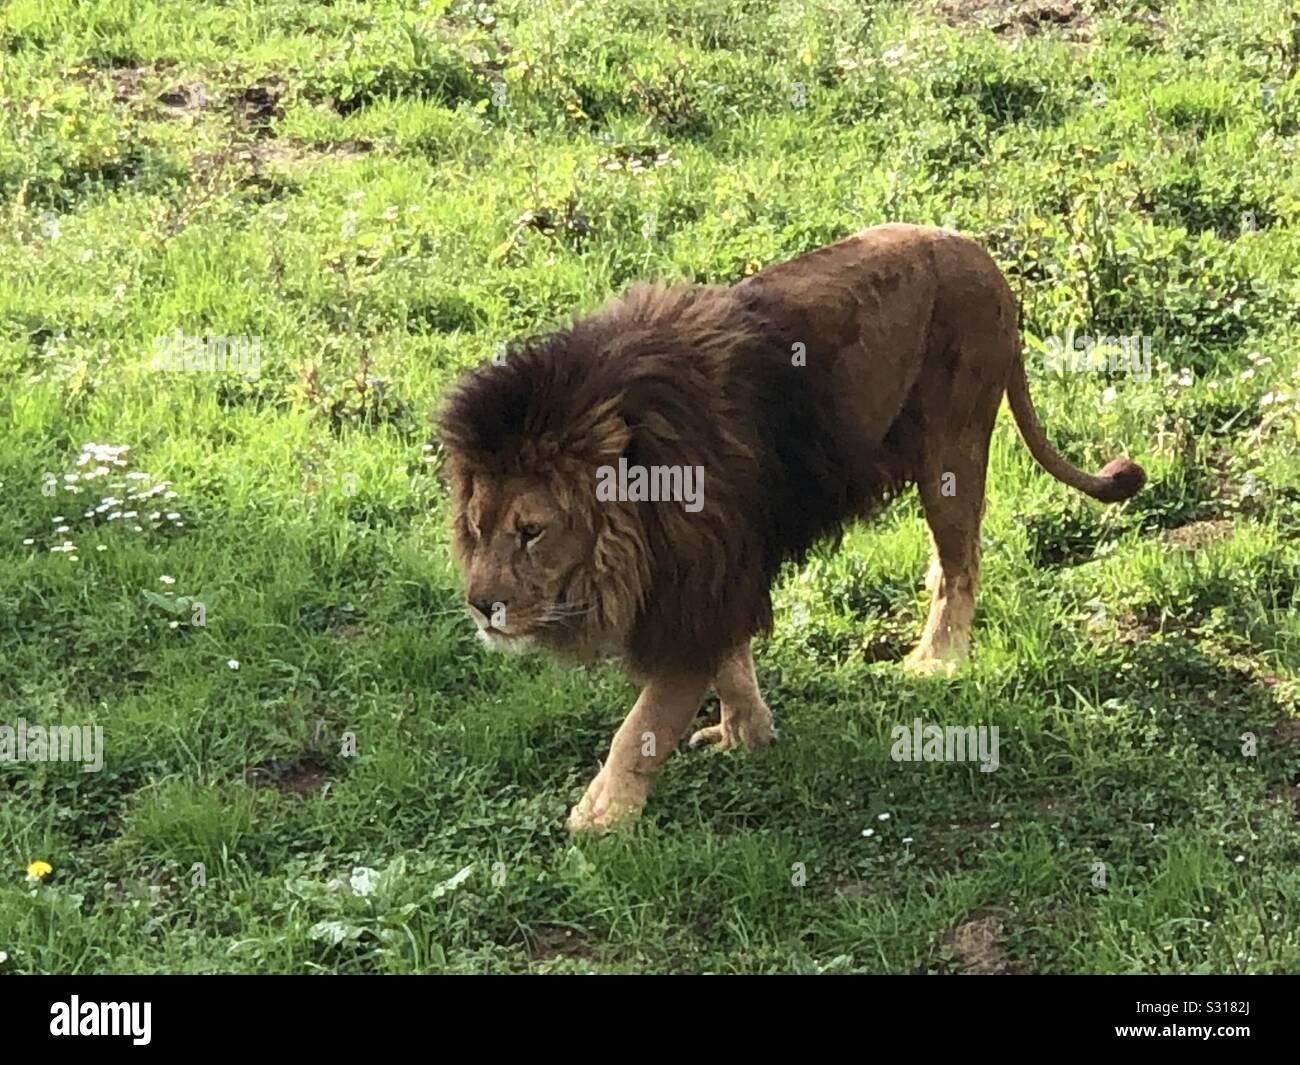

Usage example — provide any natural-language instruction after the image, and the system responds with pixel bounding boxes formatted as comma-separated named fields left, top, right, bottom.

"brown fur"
left=437, top=224, right=1145, bottom=831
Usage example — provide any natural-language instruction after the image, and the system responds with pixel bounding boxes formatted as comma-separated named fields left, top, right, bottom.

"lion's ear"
left=562, top=395, right=630, bottom=465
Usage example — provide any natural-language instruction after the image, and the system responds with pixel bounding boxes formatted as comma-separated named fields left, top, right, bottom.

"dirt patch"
left=73, top=63, right=169, bottom=106
left=1116, top=611, right=1161, bottom=644
left=244, top=755, right=332, bottom=798
left=938, top=909, right=1017, bottom=974
left=1164, top=519, right=1234, bottom=550
left=190, top=138, right=369, bottom=177
left=827, top=874, right=877, bottom=899
left=158, top=81, right=208, bottom=113
left=1271, top=720, right=1300, bottom=745
left=934, top=0, right=1094, bottom=40
left=106, top=66, right=151, bottom=104
left=233, top=77, right=286, bottom=137
left=153, top=76, right=287, bottom=134
left=519, top=923, right=599, bottom=965
left=180, top=135, right=371, bottom=213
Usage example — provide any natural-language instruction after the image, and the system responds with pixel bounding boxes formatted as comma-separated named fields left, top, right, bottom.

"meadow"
left=1, top=0, right=1298, bottom=973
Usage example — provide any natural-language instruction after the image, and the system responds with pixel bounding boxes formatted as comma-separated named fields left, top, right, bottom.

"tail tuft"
left=1092, top=458, right=1145, bottom=502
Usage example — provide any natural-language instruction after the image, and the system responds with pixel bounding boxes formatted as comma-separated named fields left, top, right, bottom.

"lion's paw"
left=688, top=702, right=774, bottom=752
left=902, top=646, right=965, bottom=677
left=566, top=769, right=647, bottom=835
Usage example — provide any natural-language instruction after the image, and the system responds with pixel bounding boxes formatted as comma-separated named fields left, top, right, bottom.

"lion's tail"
left=1004, top=353, right=1145, bottom=503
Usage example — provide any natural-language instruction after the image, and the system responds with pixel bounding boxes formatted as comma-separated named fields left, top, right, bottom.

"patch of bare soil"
left=233, top=77, right=287, bottom=136
left=827, top=874, right=877, bottom=899
left=1164, top=518, right=1235, bottom=550
left=105, top=65, right=151, bottom=103
left=938, top=909, right=1019, bottom=974
left=520, top=924, right=599, bottom=965
left=1115, top=610, right=1161, bottom=644
left=158, top=80, right=208, bottom=113
left=153, top=76, right=287, bottom=136
left=934, top=0, right=1094, bottom=40
left=72, top=62, right=173, bottom=105
left=179, top=135, right=371, bottom=215
left=244, top=755, right=332, bottom=798
left=190, top=138, right=370, bottom=175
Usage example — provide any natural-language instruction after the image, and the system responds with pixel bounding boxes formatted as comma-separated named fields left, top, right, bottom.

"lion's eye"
left=519, top=523, right=545, bottom=548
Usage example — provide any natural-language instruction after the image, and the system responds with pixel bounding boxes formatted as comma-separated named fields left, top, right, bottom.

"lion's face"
left=452, top=472, right=597, bottom=653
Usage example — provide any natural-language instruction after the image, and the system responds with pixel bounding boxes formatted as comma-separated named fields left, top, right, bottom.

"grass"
left=0, top=0, right=1298, bottom=974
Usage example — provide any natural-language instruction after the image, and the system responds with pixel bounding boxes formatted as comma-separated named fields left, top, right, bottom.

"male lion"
left=438, top=224, right=1144, bottom=833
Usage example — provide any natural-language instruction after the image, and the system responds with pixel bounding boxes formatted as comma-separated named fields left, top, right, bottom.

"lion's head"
left=445, top=471, right=599, bottom=655
left=436, top=283, right=813, bottom=677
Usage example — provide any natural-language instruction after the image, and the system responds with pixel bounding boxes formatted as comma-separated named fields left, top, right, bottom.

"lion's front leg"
left=689, top=643, right=774, bottom=752
left=567, top=671, right=711, bottom=834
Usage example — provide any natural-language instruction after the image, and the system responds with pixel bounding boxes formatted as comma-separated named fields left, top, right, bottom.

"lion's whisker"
left=541, top=602, right=594, bottom=624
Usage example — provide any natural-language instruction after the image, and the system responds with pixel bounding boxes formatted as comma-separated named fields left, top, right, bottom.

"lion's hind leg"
left=689, top=642, right=774, bottom=751
left=903, top=422, right=995, bottom=677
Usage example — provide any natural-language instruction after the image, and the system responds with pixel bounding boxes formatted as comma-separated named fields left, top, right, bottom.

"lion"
left=437, top=224, right=1145, bottom=833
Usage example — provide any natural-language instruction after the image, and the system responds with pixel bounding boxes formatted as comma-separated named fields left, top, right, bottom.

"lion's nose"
left=469, top=598, right=502, bottom=622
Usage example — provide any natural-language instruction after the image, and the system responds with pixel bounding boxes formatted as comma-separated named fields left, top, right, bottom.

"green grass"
left=1, top=0, right=1298, bottom=974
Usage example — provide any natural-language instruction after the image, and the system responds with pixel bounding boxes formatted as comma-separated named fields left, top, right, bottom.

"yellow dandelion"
left=26, top=860, right=52, bottom=879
